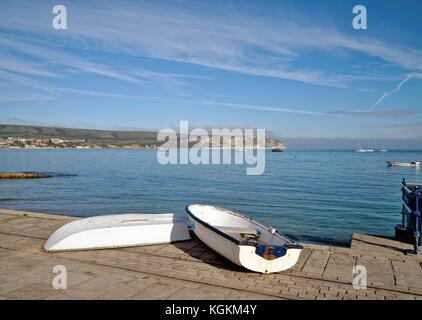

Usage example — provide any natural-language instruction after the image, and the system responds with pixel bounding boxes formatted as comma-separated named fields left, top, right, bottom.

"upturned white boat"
left=186, top=204, right=303, bottom=273
left=44, top=213, right=191, bottom=252
left=387, top=161, right=420, bottom=167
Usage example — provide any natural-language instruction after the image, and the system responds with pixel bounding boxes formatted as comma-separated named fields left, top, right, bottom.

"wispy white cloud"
left=198, top=100, right=328, bottom=116
left=1, top=0, right=420, bottom=88
left=1, top=0, right=421, bottom=127
left=0, top=56, right=62, bottom=78
left=328, top=109, right=420, bottom=118
left=49, top=86, right=420, bottom=119
left=2, top=71, right=417, bottom=120
left=380, top=122, right=422, bottom=129
left=0, top=36, right=212, bottom=95
left=0, top=74, right=58, bottom=101
left=0, top=69, right=58, bottom=95
left=0, top=93, right=56, bottom=102
left=0, top=37, right=146, bottom=85
left=52, top=87, right=329, bottom=116
left=129, top=69, right=210, bottom=95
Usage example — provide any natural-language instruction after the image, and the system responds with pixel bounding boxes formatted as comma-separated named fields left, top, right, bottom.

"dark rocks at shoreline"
left=0, top=172, right=54, bottom=179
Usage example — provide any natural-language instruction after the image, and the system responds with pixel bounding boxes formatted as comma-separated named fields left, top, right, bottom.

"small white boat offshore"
left=186, top=204, right=303, bottom=273
left=44, top=213, right=191, bottom=252
left=379, top=143, right=388, bottom=152
left=355, top=141, right=374, bottom=153
left=387, top=161, right=420, bottom=167
left=355, top=148, right=374, bottom=153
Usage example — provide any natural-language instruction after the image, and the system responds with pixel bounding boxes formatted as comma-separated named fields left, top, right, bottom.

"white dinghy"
left=186, top=204, right=303, bottom=273
left=387, top=161, right=420, bottom=167
left=44, top=213, right=191, bottom=252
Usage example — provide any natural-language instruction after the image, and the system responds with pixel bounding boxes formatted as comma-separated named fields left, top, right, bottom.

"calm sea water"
left=1, top=149, right=421, bottom=246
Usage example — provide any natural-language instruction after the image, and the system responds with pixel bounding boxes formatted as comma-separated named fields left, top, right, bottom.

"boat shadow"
left=171, top=232, right=247, bottom=273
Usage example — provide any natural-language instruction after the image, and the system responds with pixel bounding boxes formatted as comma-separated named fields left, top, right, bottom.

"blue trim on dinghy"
left=185, top=205, right=303, bottom=250
left=255, top=244, right=287, bottom=260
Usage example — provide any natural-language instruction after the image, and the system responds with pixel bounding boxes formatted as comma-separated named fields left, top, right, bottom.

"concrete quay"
left=0, top=209, right=421, bottom=300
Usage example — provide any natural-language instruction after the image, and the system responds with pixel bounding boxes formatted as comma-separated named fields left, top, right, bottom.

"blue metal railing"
left=401, top=178, right=421, bottom=254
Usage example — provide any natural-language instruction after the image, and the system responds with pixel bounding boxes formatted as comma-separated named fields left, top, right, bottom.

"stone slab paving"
left=0, top=209, right=422, bottom=300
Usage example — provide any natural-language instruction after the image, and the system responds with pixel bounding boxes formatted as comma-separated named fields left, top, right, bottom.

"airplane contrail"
left=370, top=73, right=422, bottom=110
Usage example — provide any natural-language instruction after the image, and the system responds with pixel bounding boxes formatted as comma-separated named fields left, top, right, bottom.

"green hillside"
left=0, top=125, right=158, bottom=146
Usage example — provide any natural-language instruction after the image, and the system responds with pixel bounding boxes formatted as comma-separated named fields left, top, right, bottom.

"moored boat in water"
left=355, top=141, right=374, bottom=153
left=44, top=213, right=191, bottom=252
left=186, top=204, right=303, bottom=273
left=387, top=161, right=420, bottom=167
left=378, top=143, right=388, bottom=152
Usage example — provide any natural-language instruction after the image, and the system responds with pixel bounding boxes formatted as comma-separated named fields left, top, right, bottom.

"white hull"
left=44, top=213, right=191, bottom=252
left=356, top=142, right=374, bottom=153
left=186, top=205, right=302, bottom=273
left=387, top=161, right=420, bottom=167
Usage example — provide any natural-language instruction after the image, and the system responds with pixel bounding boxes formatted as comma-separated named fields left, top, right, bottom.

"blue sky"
left=0, top=0, right=422, bottom=144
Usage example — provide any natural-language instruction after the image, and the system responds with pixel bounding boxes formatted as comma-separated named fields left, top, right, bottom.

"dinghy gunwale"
left=185, top=204, right=303, bottom=250
left=186, top=204, right=303, bottom=273
left=44, top=238, right=190, bottom=253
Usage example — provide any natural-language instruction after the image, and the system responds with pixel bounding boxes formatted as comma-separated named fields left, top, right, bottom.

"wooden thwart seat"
left=217, top=226, right=260, bottom=241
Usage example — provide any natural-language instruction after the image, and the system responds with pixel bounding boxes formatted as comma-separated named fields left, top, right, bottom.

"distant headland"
left=0, top=124, right=283, bottom=150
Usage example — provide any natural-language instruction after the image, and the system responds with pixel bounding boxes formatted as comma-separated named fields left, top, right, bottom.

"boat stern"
left=239, top=243, right=303, bottom=274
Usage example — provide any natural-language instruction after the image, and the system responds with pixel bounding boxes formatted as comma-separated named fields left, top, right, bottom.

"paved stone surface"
left=1, top=208, right=422, bottom=300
